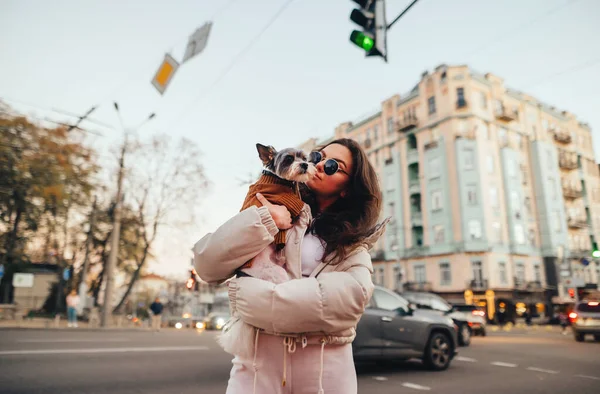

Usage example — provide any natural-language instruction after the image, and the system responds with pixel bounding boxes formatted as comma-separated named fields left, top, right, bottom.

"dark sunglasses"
left=309, top=151, right=348, bottom=176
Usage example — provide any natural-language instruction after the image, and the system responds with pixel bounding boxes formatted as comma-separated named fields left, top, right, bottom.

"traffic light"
left=592, top=241, right=600, bottom=258
left=349, top=0, right=387, bottom=60
left=568, top=288, right=575, bottom=299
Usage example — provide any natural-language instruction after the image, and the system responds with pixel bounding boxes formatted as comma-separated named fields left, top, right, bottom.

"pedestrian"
left=149, top=297, right=163, bottom=332
left=194, top=138, right=384, bottom=394
left=66, top=289, right=80, bottom=328
left=559, top=310, right=568, bottom=335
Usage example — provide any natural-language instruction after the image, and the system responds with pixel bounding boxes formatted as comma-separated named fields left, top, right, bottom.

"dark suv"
left=353, top=286, right=458, bottom=371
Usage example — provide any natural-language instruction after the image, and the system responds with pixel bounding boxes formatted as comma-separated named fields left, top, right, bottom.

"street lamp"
left=100, top=103, right=155, bottom=328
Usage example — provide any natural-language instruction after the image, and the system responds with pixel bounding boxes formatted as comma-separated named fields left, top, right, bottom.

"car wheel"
left=458, top=324, right=471, bottom=346
left=574, top=332, right=585, bottom=342
left=423, top=332, right=453, bottom=371
left=593, top=335, right=600, bottom=342
left=480, top=327, right=487, bottom=337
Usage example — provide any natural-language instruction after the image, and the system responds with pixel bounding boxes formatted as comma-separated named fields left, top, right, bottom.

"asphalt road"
left=0, top=327, right=599, bottom=394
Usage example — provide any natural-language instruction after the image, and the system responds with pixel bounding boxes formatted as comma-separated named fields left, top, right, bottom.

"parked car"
left=570, top=300, right=600, bottom=342
left=400, top=291, right=484, bottom=346
left=203, top=312, right=230, bottom=330
left=353, top=286, right=458, bottom=371
left=451, top=303, right=487, bottom=336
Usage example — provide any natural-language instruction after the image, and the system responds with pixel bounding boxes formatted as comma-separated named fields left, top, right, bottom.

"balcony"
left=559, top=150, right=578, bottom=170
left=527, top=281, right=543, bottom=290
left=455, top=128, right=476, bottom=140
left=553, top=130, right=572, bottom=144
left=424, top=140, right=439, bottom=150
left=569, top=249, right=590, bottom=259
left=562, top=184, right=583, bottom=199
left=567, top=217, right=588, bottom=229
left=404, top=245, right=429, bottom=258
left=404, top=281, right=433, bottom=292
left=514, top=277, right=527, bottom=290
left=397, top=115, right=419, bottom=132
left=495, top=105, right=517, bottom=122
left=467, top=279, right=488, bottom=291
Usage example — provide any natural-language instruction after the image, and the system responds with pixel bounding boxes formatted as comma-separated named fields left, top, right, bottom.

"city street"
left=0, top=327, right=598, bottom=393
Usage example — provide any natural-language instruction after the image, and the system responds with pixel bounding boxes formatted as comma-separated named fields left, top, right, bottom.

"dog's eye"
left=283, top=155, right=294, bottom=165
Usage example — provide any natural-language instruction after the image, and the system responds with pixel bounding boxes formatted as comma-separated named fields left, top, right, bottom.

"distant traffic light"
left=592, top=241, right=600, bottom=258
left=349, top=0, right=387, bottom=60
left=186, top=269, right=196, bottom=291
left=568, top=288, right=575, bottom=299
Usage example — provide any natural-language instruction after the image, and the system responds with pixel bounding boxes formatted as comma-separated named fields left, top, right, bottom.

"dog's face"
left=256, top=143, right=316, bottom=183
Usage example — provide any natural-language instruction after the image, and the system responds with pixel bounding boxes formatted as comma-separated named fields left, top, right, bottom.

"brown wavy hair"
left=301, top=138, right=382, bottom=264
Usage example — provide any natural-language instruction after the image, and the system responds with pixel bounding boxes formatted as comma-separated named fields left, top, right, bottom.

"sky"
left=1, top=0, right=599, bottom=279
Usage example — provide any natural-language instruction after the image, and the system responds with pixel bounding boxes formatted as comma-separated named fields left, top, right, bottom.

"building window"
left=434, top=225, right=445, bottom=243
left=464, top=149, right=475, bottom=170
left=386, top=173, right=394, bottom=191
left=534, top=264, right=542, bottom=283
left=472, top=261, right=484, bottom=283
left=524, top=197, right=531, bottom=216
left=467, top=185, right=478, bottom=205
left=493, top=222, right=502, bottom=243
left=506, top=156, right=516, bottom=177
left=431, top=190, right=443, bottom=211
left=498, top=262, right=508, bottom=285
left=429, top=157, right=441, bottom=178
left=498, top=127, right=508, bottom=145
left=528, top=228, right=536, bottom=246
left=393, top=264, right=402, bottom=291
left=486, top=155, right=494, bottom=173
left=440, top=262, right=451, bottom=286
left=376, top=266, right=385, bottom=285
left=516, top=262, right=526, bottom=282
left=374, top=125, right=379, bottom=141
left=514, top=224, right=525, bottom=245
left=414, top=265, right=426, bottom=283
left=510, top=191, right=521, bottom=217
left=490, top=187, right=498, bottom=208
left=457, top=87, right=466, bottom=108
left=469, top=220, right=482, bottom=240
left=387, top=118, right=394, bottom=135
left=388, top=202, right=396, bottom=220
left=479, top=91, right=487, bottom=109
left=440, top=71, right=447, bottom=83
left=428, top=96, right=436, bottom=115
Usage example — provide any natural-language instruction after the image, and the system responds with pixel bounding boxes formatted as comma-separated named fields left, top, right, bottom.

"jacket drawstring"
left=282, top=336, right=296, bottom=387
left=252, top=328, right=260, bottom=394
left=317, top=338, right=327, bottom=394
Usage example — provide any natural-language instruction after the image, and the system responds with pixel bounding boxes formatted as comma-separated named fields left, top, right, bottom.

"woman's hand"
left=256, top=193, right=292, bottom=230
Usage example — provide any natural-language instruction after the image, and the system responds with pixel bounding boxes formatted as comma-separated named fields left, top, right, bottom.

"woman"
left=194, top=138, right=385, bottom=394
left=66, top=289, right=80, bottom=328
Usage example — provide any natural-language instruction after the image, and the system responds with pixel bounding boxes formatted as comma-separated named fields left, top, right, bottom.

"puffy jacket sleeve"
left=231, top=249, right=374, bottom=334
left=193, top=206, right=279, bottom=284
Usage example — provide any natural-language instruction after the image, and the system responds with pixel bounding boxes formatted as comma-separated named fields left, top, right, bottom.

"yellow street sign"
left=151, top=54, right=179, bottom=95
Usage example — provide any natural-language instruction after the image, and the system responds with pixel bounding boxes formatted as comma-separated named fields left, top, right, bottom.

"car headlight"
left=175, top=322, right=183, bottom=329
left=216, top=318, right=226, bottom=327
left=196, top=322, right=205, bottom=329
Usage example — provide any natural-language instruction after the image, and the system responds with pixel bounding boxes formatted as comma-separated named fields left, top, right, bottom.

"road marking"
left=372, top=376, right=388, bottom=381
left=456, top=356, right=477, bottom=362
left=402, top=383, right=431, bottom=391
left=527, top=367, right=559, bottom=374
left=575, top=375, right=600, bottom=381
left=0, top=346, right=209, bottom=356
left=491, top=361, right=518, bottom=368
left=17, top=339, right=129, bottom=343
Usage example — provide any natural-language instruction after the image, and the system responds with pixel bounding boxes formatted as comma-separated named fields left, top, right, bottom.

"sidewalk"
left=0, top=317, right=153, bottom=331
left=488, top=322, right=561, bottom=333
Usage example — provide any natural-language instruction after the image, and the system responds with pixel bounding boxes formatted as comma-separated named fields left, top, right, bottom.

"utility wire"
left=167, top=0, right=296, bottom=128
left=524, top=57, right=600, bottom=89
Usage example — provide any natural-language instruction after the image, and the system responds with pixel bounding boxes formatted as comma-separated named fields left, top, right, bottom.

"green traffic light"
left=350, top=30, right=374, bottom=52
left=593, top=249, right=600, bottom=258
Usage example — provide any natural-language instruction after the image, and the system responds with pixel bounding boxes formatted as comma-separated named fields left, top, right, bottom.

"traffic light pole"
left=386, top=0, right=420, bottom=30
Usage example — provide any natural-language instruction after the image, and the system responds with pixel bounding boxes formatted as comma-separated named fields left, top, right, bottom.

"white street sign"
left=563, top=277, right=585, bottom=288
left=182, top=22, right=213, bottom=64
left=12, top=273, right=34, bottom=288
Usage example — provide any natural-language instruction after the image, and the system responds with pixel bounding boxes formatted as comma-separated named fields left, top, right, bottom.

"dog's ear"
left=256, top=143, right=276, bottom=165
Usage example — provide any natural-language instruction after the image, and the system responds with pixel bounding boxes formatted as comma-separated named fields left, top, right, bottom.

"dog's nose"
left=300, top=162, right=308, bottom=170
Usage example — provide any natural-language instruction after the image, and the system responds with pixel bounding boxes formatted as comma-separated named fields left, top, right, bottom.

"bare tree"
left=113, top=135, right=209, bottom=312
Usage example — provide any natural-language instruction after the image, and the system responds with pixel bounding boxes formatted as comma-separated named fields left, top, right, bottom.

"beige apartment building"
left=304, top=64, right=600, bottom=322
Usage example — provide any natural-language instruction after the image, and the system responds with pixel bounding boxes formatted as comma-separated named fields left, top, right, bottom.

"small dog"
left=218, top=143, right=316, bottom=359
left=237, top=143, right=317, bottom=281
